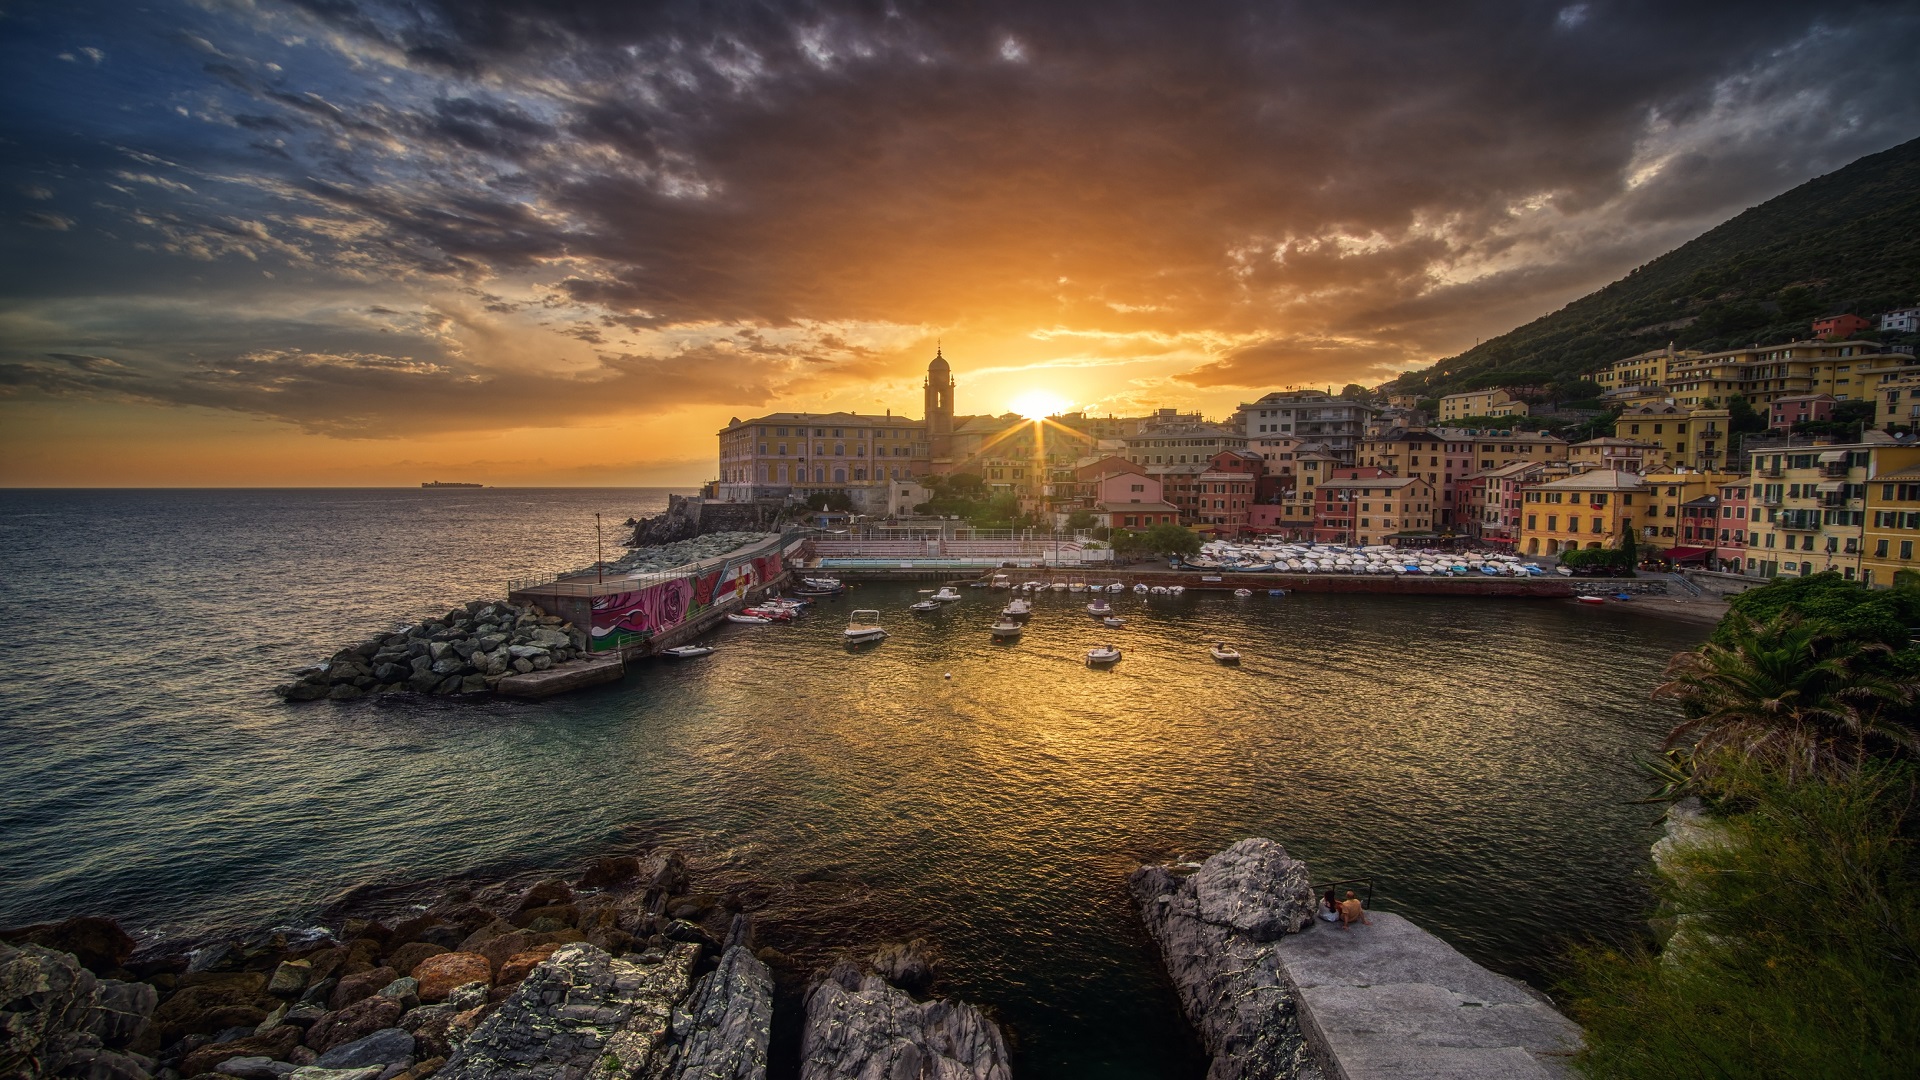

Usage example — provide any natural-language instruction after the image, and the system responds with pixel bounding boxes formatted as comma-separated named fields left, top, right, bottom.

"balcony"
left=1757, top=465, right=1784, bottom=478
left=1819, top=463, right=1851, bottom=479
left=1758, top=492, right=1783, bottom=506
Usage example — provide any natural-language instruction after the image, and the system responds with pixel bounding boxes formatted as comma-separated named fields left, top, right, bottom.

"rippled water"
left=0, top=489, right=1708, bottom=1077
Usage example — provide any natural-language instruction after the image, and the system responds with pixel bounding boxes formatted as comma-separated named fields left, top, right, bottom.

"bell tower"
left=924, top=346, right=954, bottom=462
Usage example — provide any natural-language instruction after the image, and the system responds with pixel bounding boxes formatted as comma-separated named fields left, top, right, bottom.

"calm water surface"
left=0, top=489, right=1708, bottom=1077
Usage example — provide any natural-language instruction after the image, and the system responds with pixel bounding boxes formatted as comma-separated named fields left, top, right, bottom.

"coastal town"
left=713, top=308, right=1920, bottom=587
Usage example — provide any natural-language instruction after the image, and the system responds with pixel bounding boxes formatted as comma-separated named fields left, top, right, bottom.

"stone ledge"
left=494, top=655, right=626, bottom=699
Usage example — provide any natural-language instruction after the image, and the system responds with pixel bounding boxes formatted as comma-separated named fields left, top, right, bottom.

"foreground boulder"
left=1129, top=839, right=1323, bottom=1080
left=655, top=919, right=771, bottom=1080
left=436, top=942, right=699, bottom=1080
left=1, top=941, right=157, bottom=1080
left=799, top=959, right=1008, bottom=1080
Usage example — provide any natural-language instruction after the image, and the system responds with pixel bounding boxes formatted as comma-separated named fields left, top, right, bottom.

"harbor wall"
left=822, top=564, right=1604, bottom=597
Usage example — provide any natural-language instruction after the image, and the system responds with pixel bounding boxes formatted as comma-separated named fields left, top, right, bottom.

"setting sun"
left=1008, top=389, right=1072, bottom=420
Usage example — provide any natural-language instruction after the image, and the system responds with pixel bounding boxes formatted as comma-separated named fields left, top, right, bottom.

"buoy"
left=944, top=672, right=952, bottom=680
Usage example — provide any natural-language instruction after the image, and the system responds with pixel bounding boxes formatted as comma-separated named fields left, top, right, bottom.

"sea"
left=0, top=487, right=1710, bottom=1077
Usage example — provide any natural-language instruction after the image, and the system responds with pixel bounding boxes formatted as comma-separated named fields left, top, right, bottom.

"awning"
left=1662, top=546, right=1712, bottom=562
left=1818, top=450, right=1848, bottom=463
left=1817, top=480, right=1847, bottom=492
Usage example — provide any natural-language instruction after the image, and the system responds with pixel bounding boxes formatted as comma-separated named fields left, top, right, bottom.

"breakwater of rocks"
left=275, top=600, right=587, bottom=702
left=623, top=496, right=783, bottom=548
left=600, top=531, right=777, bottom=576
left=0, top=849, right=1011, bottom=1080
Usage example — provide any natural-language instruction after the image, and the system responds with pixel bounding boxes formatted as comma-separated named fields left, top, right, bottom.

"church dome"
left=928, top=346, right=950, bottom=374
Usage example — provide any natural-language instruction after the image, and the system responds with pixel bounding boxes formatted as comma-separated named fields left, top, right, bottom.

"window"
left=1906, top=541, right=1915, bottom=561
left=1877, top=539, right=1890, bottom=558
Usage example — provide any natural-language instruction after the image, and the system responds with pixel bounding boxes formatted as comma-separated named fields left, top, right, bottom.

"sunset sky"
left=4, top=0, right=1919, bottom=486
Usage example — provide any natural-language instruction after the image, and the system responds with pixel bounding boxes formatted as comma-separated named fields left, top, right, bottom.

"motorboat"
left=1085, top=645, right=1123, bottom=666
left=661, top=645, right=714, bottom=659
left=1132, top=583, right=1150, bottom=594
left=1233, top=588, right=1254, bottom=598
left=799, top=577, right=845, bottom=594
left=844, top=609, right=889, bottom=643
left=727, top=613, right=773, bottom=625
left=1101, top=616, right=1126, bottom=628
left=1068, top=581, right=1087, bottom=593
left=741, top=606, right=794, bottom=621
left=1023, top=581, right=1046, bottom=592
left=1267, top=589, right=1287, bottom=597
left=1149, top=586, right=1169, bottom=595
left=968, top=580, right=990, bottom=588
left=1575, top=595, right=1607, bottom=605
left=910, top=599, right=943, bottom=613
left=1050, top=581, right=1071, bottom=592
left=1108, top=582, right=1127, bottom=593
left=991, top=575, right=1012, bottom=589
left=1002, top=597, right=1033, bottom=620
left=1087, top=599, right=1113, bottom=615
left=989, top=619, right=1024, bottom=639
left=1210, top=644, right=1241, bottom=664
left=1168, top=585, right=1185, bottom=595
left=932, top=586, right=963, bottom=602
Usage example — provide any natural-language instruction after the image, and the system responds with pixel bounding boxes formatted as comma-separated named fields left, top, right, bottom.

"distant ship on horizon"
left=421, top=481, right=484, bottom=488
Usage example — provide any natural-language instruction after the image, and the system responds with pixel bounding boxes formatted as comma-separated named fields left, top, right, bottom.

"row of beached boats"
left=990, top=575, right=1193, bottom=595
left=1181, top=541, right=1549, bottom=577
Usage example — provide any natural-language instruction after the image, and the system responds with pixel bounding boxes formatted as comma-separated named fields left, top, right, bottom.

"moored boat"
left=1085, top=644, right=1123, bottom=666
left=1233, top=588, right=1253, bottom=598
left=910, top=599, right=943, bottom=613
left=727, top=613, right=773, bottom=625
left=989, top=619, right=1024, bottom=639
left=932, top=586, right=963, bottom=602
left=1101, top=616, right=1126, bottom=628
left=1210, top=643, right=1241, bottom=664
left=844, top=609, right=889, bottom=643
left=661, top=644, right=714, bottom=659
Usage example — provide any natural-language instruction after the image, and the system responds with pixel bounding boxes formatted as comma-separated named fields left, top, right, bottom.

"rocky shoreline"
left=275, top=600, right=588, bottom=702
left=1, top=850, right=1009, bottom=1080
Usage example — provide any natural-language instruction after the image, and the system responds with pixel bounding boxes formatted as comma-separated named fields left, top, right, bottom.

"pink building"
left=1769, top=394, right=1836, bottom=430
left=1074, top=456, right=1180, bottom=529
left=1471, top=461, right=1553, bottom=547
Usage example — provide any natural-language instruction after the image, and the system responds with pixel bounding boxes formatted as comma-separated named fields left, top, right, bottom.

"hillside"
left=1387, top=135, right=1920, bottom=398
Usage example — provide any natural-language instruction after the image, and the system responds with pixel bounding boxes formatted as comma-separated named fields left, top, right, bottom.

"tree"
left=1727, top=395, right=1769, bottom=446
left=1141, top=522, right=1202, bottom=556
left=1065, top=509, right=1096, bottom=530
left=1339, top=383, right=1376, bottom=403
left=1653, top=612, right=1919, bottom=791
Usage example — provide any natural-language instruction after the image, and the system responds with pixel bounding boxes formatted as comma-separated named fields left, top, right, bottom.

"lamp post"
left=595, top=513, right=604, bottom=584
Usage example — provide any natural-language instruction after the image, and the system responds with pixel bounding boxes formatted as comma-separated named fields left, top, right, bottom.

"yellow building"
left=1660, top=339, right=1915, bottom=408
left=1594, top=345, right=1692, bottom=396
left=1519, top=470, right=1645, bottom=556
left=1438, top=388, right=1531, bottom=422
left=1317, top=476, right=1438, bottom=546
left=1613, top=403, right=1732, bottom=471
left=1568, top=437, right=1669, bottom=473
left=1637, top=471, right=1739, bottom=551
left=1874, top=372, right=1920, bottom=432
left=1860, top=460, right=1920, bottom=586
left=1745, top=438, right=1920, bottom=581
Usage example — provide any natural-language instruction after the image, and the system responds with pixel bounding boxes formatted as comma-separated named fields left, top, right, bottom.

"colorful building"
left=1519, top=470, right=1646, bottom=556
left=1569, top=437, right=1669, bottom=473
left=1636, top=471, right=1739, bottom=562
left=1613, top=404, right=1732, bottom=471
left=1768, top=394, right=1836, bottom=430
left=1813, top=314, right=1873, bottom=340
left=1313, top=474, right=1436, bottom=546
left=1438, top=387, right=1532, bottom=421
left=1859, top=461, right=1920, bottom=587
left=1743, top=437, right=1920, bottom=580
left=1235, top=390, right=1377, bottom=463
left=716, top=410, right=930, bottom=511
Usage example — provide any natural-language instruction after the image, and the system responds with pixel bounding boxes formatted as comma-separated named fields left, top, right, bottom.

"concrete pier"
left=495, top=654, right=626, bottom=699
left=1275, top=912, right=1581, bottom=1080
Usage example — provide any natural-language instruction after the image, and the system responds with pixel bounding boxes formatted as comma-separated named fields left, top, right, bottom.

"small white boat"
left=991, top=575, right=1012, bottom=589
left=1068, top=582, right=1087, bottom=593
left=1050, top=582, right=1070, bottom=592
left=1575, top=595, right=1607, bottom=605
left=661, top=645, right=714, bottom=659
left=989, top=620, right=1024, bottom=639
left=1086, top=645, right=1123, bottom=666
left=1101, top=616, right=1126, bottom=628
left=1108, top=583, right=1126, bottom=593
left=844, top=609, right=889, bottom=644
left=1002, top=598, right=1033, bottom=620
left=727, top=613, right=772, bottom=625
left=1233, top=588, right=1253, bottom=598
left=1087, top=599, right=1112, bottom=615
left=1023, top=581, right=1046, bottom=592
left=1149, top=586, right=1169, bottom=595
left=932, top=586, right=962, bottom=602
left=1132, top=583, right=1149, bottom=594
left=1210, top=644, right=1241, bottom=664
left=910, top=599, right=943, bottom=613
left=1168, top=585, right=1185, bottom=595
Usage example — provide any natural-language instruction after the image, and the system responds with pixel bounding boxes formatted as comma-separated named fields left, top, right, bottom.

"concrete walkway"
left=1274, top=912, right=1582, bottom=1080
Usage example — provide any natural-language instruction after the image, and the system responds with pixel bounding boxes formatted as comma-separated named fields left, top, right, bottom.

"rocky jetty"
left=622, top=496, right=782, bottom=549
left=798, top=946, right=1009, bottom=1080
left=1128, top=839, right=1324, bottom=1080
left=601, top=532, right=776, bottom=576
left=276, top=600, right=588, bottom=702
left=0, top=849, right=780, bottom=1080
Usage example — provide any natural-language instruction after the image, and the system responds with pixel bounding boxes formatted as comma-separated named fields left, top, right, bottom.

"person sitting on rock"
left=1320, top=889, right=1340, bottom=923
left=1339, top=890, right=1370, bottom=930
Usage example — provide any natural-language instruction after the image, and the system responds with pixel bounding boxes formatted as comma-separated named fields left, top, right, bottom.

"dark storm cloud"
left=3, top=0, right=1919, bottom=436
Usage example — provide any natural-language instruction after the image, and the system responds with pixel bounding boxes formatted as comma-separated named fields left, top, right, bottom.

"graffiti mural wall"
left=588, top=543, right=785, bottom=652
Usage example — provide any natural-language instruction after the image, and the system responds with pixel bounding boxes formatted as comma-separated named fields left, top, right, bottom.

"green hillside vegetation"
left=1388, top=136, right=1920, bottom=399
